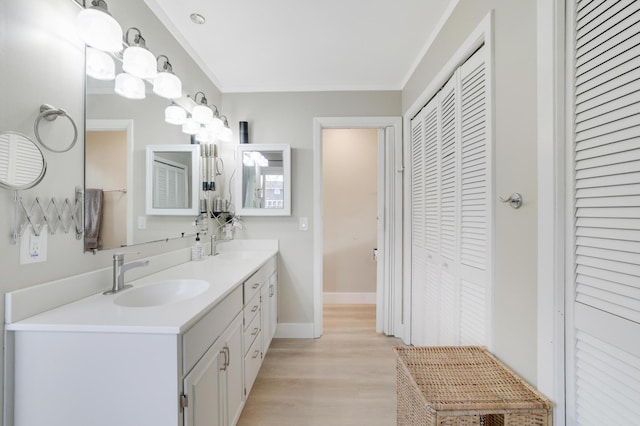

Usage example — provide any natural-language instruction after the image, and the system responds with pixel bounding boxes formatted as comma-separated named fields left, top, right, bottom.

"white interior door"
left=565, top=1, right=640, bottom=424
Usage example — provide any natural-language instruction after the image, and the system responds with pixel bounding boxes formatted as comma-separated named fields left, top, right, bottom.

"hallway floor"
left=237, top=305, right=404, bottom=426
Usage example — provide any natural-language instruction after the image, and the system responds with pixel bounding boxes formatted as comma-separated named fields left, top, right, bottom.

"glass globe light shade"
left=77, top=5, right=123, bottom=53
left=192, top=104, right=213, bottom=124
left=153, top=71, right=182, bottom=99
left=218, top=126, right=233, bottom=143
left=195, top=128, right=210, bottom=143
left=86, top=47, right=115, bottom=81
left=206, top=116, right=224, bottom=134
left=182, top=117, right=200, bottom=135
left=114, top=73, right=145, bottom=100
left=165, top=105, right=187, bottom=125
left=122, top=46, right=157, bottom=79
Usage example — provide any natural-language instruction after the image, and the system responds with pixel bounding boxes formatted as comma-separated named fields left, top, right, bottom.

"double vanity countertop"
left=6, top=247, right=278, bottom=335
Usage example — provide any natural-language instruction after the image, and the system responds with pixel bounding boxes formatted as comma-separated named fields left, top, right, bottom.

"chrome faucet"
left=104, top=253, right=149, bottom=295
left=210, top=234, right=230, bottom=256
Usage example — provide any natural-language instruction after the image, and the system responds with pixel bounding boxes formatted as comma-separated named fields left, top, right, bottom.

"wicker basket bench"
left=394, top=346, right=552, bottom=426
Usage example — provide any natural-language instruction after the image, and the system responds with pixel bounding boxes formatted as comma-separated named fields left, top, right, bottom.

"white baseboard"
left=274, top=323, right=315, bottom=338
left=323, top=292, right=376, bottom=305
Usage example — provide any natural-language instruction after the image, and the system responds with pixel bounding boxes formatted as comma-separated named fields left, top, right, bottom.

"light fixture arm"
left=125, top=27, right=147, bottom=48
left=193, top=91, right=208, bottom=106
left=156, top=54, right=173, bottom=73
left=209, top=104, right=220, bottom=117
left=220, top=115, right=230, bottom=128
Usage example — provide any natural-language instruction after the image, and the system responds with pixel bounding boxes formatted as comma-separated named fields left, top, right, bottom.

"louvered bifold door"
left=457, top=45, right=490, bottom=346
left=438, top=76, right=460, bottom=345
left=410, top=96, right=439, bottom=345
left=567, top=0, right=640, bottom=424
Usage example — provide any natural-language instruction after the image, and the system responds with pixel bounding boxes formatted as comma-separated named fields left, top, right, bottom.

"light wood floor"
left=237, top=305, right=404, bottom=426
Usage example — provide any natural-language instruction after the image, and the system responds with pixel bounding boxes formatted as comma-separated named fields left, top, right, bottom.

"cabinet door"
left=268, top=273, right=277, bottom=341
left=260, top=283, right=271, bottom=352
left=224, top=314, right=244, bottom=426
left=183, top=339, right=225, bottom=426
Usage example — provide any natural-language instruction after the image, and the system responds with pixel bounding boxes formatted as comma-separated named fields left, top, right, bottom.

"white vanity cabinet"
left=6, top=250, right=279, bottom=426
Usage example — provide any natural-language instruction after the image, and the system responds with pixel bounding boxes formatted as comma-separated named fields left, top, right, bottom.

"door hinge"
left=180, top=393, right=189, bottom=410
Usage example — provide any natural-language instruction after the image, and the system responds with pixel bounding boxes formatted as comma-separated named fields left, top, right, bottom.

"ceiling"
left=143, top=0, right=453, bottom=93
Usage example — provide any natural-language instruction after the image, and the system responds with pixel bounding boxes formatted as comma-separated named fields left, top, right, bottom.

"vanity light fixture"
left=218, top=116, right=233, bottom=143
left=153, top=55, right=182, bottom=99
left=191, top=92, right=214, bottom=125
left=165, top=103, right=187, bottom=125
left=77, top=0, right=123, bottom=53
left=86, top=46, right=115, bottom=80
left=205, top=104, right=225, bottom=134
left=122, top=27, right=157, bottom=80
left=114, top=72, right=145, bottom=99
left=182, top=115, right=200, bottom=135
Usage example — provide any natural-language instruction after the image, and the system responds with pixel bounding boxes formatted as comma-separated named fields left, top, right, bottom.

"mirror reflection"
left=146, top=144, right=199, bottom=215
left=242, top=151, right=284, bottom=209
left=236, top=144, right=291, bottom=216
left=0, top=131, right=47, bottom=190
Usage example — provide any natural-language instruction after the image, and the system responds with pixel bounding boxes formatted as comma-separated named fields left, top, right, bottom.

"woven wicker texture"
left=395, top=346, right=552, bottom=426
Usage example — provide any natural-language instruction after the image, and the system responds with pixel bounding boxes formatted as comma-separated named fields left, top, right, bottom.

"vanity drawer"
left=244, top=331, right=263, bottom=395
left=243, top=272, right=261, bottom=304
left=243, top=292, right=261, bottom=329
left=244, top=309, right=261, bottom=355
left=182, top=286, right=242, bottom=375
left=242, top=256, right=277, bottom=303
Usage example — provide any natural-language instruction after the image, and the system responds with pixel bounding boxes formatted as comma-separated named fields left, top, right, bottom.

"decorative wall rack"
left=11, top=187, right=83, bottom=244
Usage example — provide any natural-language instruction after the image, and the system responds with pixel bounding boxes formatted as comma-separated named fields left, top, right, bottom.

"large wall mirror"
left=235, top=144, right=291, bottom=216
left=85, top=67, right=200, bottom=253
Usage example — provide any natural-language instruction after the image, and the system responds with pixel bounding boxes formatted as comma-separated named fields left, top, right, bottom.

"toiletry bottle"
left=192, top=233, right=203, bottom=261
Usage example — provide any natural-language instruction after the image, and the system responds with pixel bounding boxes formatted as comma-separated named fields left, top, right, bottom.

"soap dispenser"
left=192, top=233, right=203, bottom=261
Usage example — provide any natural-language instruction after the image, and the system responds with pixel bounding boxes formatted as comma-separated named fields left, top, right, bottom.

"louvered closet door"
left=411, top=96, right=439, bottom=345
left=437, top=76, right=459, bottom=345
left=567, top=1, right=640, bottom=424
left=410, top=45, right=490, bottom=347
left=458, top=45, right=489, bottom=346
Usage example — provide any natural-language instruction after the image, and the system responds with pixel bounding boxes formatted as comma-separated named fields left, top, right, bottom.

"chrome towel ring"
left=34, top=104, right=78, bottom=153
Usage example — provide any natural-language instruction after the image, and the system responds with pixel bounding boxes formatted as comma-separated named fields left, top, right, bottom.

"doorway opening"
left=322, top=128, right=378, bottom=308
left=313, top=117, right=405, bottom=342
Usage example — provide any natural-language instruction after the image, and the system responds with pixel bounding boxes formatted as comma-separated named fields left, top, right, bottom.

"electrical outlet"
left=20, top=224, right=47, bottom=264
left=299, top=217, right=309, bottom=231
left=138, top=216, right=146, bottom=229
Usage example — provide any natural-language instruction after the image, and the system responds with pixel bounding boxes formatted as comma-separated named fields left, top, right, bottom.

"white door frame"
left=535, top=0, right=566, bottom=425
left=86, top=119, right=134, bottom=246
left=312, top=116, right=404, bottom=340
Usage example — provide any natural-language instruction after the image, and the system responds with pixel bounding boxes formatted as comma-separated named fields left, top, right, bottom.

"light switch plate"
left=299, top=217, right=309, bottom=231
left=20, top=224, right=47, bottom=264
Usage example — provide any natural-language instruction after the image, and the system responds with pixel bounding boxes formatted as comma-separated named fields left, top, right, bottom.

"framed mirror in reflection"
left=146, top=144, right=199, bottom=216
left=235, top=144, right=291, bottom=216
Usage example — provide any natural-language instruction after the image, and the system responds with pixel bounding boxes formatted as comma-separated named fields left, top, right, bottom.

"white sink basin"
left=114, top=279, right=210, bottom=308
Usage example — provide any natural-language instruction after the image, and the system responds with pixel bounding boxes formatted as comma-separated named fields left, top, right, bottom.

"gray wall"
left=0, top=0, right=222, bottom=420
left=220, top=92, right=402, bottom=324
left=403, top=0, right=539, bottom=384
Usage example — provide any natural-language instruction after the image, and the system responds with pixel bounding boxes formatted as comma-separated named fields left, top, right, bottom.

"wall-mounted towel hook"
left=499, top=192, right=523, bottom=209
